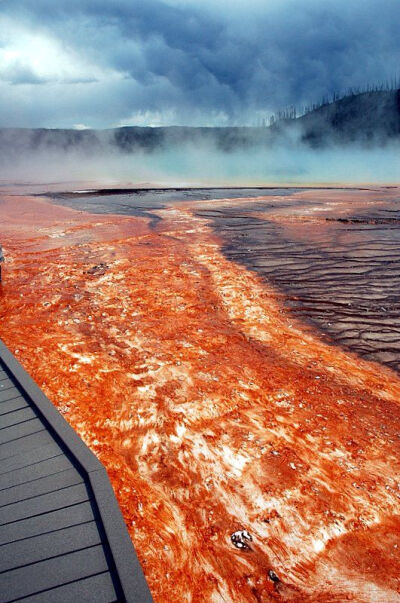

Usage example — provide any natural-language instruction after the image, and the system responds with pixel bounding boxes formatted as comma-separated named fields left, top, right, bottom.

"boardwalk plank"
left=0, top=386, right=21, bottom=403
left=0, top=454, right=73, bottom=490
left=0, top=378, right=15, bottom=392
left=16, top=572, right=117, bottom=603
left=0, top=521, right=101, bottom=573
left=0, top=501, right=95, bottom=545
left=0, top=544, right=109, bottom=601
left=0, top=441, right=62, bottom=475
left=0, top=482, right=90, bottom=526
left=0, top=406, right=36, bottom=428
left=0, top=468, right=83, bottom=508
left=0, top=418, right=44, bottom=445
left=0, top=429, right=54, bottom=461
left=0, top=397, right=29, bottom=415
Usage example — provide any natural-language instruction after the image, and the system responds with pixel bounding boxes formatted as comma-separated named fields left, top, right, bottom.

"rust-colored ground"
left=1, top=193, right=400, bottom=602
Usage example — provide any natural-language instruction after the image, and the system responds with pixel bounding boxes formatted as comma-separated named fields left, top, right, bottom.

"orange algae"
left=1, top=194, right=400, bottom=601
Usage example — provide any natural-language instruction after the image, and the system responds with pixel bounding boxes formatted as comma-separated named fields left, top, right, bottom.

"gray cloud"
left=0, top=61, right=49, bottom=85
left=0, top=0, right=399, bottom=127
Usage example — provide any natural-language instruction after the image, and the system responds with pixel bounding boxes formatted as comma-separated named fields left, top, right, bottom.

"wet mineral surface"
left=192, top=188, right=400, bottom=372
left=1, top=189, right=400, bottom=602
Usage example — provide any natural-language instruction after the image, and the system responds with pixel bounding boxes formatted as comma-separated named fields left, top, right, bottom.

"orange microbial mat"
left=1, top=191, right=400, bottom=602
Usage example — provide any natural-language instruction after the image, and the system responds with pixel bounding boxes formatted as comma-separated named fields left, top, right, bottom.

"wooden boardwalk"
left=0, top=339, right=152, bottom=602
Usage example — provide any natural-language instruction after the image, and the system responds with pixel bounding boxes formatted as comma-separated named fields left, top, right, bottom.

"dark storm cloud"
left=0, top=0, right=399, bottom=127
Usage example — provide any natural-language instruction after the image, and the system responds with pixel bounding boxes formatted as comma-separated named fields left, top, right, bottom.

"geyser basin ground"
left=1, top=188, right=400, bottom=602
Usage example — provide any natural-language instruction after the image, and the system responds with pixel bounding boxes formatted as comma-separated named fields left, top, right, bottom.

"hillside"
left=295, top=89, right=400, bottom=146
left=0, top=90, right=399, bottom=160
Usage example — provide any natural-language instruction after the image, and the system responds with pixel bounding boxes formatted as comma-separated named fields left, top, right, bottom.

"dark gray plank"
left=1, top=544, right=109, bottom=601
left=0, top=482, right=90, bottom=526
left=0, top=378, right=14, bottom=391
left=0, top=406, right=37, bottom=429
left=0, top=396, right=28, bottom=416
left=0, top=468, right=83, bottom=508
left=0, top=441, right=62, bottom=475
left=0, top=454, right=73, bottom=490
left=0, top=520, right=101, bottom=573
left=0, top=386, right=21, bottom=403
left=17, top=571, right=117, bottom=603
left=0, top=429, right=54, bottom=460
left=0, top=417, right=44, bottom=445
left=0, top=501, right=95, bottom=545
left=0, top=370, right=9, bottom=381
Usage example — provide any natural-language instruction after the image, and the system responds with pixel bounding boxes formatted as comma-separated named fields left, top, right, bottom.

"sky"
left=0, top=0, right=399, bottom=128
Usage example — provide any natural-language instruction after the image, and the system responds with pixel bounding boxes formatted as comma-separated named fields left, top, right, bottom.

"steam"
left=1, top=136, right=399, bottom=189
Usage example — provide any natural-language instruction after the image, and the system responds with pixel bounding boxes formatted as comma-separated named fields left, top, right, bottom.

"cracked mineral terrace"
left=1, top=188, right=400, bottom=602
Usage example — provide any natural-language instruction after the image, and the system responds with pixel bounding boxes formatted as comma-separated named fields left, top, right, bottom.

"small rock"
left=231, top=530, right=253, bottom=550
left=268, top=570, right=280, bottom=583
left=86, top=263, right=108, bottom=275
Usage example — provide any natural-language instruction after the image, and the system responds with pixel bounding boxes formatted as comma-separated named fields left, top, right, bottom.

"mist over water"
left=1, top=141, right=399, bottom=189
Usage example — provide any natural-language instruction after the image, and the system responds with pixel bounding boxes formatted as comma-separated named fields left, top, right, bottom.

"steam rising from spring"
left=1, top=139, right=399, bottom=188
